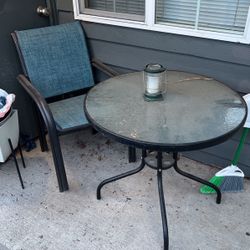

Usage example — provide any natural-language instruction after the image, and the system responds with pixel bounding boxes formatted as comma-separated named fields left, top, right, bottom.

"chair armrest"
left=91, top=58, right=119, bottom=77
left=17, top=74, right=58, bottom=136
left=11, top=32, right=29, bottom=77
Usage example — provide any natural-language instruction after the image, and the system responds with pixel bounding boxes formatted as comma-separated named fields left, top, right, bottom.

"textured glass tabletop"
left=84, top=71, right=247, bottom=151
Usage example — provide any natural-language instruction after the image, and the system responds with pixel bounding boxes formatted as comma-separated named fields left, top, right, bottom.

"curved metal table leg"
left=128, top=146, right=136, bottom=163
left=97, top=149, right=146, bottom=199
left=173, top=153, right=221, bottom=204
left=157, top=152, right=169, bottom=250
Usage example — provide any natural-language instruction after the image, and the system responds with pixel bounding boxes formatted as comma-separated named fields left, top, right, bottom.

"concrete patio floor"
left=0, top=129, right=249, bottom=250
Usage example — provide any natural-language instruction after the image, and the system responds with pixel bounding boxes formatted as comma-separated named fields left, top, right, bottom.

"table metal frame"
left=96, top=149, right=221, bottom=250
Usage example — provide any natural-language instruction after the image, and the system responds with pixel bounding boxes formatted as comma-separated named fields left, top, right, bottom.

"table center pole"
left=157, top=151, right=169, bottom=250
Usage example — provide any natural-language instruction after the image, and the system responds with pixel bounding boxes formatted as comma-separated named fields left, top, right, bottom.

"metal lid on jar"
left=144, top=63, right=166, bottom=74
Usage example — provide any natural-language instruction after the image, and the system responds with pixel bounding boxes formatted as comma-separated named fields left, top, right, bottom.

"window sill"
left=74, top=13, right=250, bottom=45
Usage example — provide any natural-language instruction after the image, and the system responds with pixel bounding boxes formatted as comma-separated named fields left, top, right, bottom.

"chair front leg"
left=36, top=106, right=48, bottom=152
left=48, top=130, right=69, bottom=192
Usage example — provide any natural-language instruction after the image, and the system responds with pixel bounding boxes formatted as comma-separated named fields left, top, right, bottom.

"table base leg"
left=173, top=153, right=221, bottom=204
left=97, top=149, right=146, bottom=200
left=96, top=150, right=221, bottom=249
left=157, top=152, right=169, bottom=250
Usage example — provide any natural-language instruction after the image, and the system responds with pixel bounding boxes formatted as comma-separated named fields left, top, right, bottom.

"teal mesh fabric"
left=49, top=95, right=89, bottom=130
left=15, top=22, right=94, bottom=98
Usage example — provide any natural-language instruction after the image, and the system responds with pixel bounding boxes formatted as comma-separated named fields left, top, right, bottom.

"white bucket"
left=0, top=110, right=19, bottom=162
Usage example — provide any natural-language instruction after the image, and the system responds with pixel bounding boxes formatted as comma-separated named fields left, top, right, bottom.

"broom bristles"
left=219, top=176, right=244, bottom=192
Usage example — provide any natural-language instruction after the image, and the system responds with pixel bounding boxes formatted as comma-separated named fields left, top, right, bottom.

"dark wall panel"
left=83, top=24, right=250, bottom=93
left=56, top=0, right=73, bottom=11
left=57, top=0, right=74, bottom=24
left=58, top=11, right=74, bottom=24
left=87, top=39, right=250, bottom=92
left=184, top=150, right=250, bottom=178
left=202, top=140, right=250, bottom=167
left=83, top=23, right=250, bottom=67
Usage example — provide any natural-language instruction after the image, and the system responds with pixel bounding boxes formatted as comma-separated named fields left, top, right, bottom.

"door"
left=0, top=0, right=57, bottom=138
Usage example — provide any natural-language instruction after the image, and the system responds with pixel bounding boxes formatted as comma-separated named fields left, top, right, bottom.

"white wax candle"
left=146, top=76, right=160, bottom=94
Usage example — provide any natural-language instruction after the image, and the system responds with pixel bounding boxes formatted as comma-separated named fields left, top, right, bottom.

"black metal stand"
left=97, top=150, right=222, bottom=250
left=156, top=152, right=169, bottom=249
left=172, top=153, right=221, bottom=204
left=128, top=146, right=136, bottom=163
left=8, top=139, right=26, bottom=189
left=97, top=149, right=146, bottom=199
left=36, top=107, right=49, bottom=152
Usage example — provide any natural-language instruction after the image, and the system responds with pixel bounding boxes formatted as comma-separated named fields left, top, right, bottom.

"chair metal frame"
left=12, top=31, right=136, bottom=192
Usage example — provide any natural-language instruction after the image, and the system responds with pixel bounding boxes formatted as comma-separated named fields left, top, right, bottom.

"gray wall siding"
left=57, top=0, right=73, bottom=11
left=57, top=1, right=250, bottom=176
left=83, top=23, right=250, bottom=93
left=57, top=0, right=74, bottom=23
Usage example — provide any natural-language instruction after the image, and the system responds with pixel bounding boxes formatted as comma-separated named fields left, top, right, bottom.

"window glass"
left=81, top=0, right=145, bottom=21
left=156, top=0, right=197, bottom=28
left=156, top=0, right=250, bottom=34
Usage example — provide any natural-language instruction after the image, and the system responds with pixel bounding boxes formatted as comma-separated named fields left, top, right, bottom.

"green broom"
left=200, top=127, right=248, bottom=194
left=200, top=93, right=250, bottom=194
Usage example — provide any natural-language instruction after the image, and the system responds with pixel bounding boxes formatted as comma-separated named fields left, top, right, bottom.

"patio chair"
left=11, top=21, right=136, bottom=192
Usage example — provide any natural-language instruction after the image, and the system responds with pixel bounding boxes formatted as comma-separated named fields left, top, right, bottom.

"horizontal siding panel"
left=183, top=151, right=250, bottom=177
left=231, top=127, right=250, bottom=143
left=184, top=150, right=231, bottom=169
left=87, top=38, right=250, bottom=93
left=58, top=11, right=74, bottom=24
left=82, top=22, right=250, bottom=67
left=56, top=0, right=73, bottom=11
left=200, top=139, right=250, bottom=167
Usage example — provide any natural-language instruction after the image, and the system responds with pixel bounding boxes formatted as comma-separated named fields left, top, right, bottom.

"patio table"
left=84, top=71, right=247, bottom=250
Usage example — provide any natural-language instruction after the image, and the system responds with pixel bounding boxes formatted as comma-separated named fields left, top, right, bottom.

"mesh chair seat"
left=49, top=95, right=89, bottom=131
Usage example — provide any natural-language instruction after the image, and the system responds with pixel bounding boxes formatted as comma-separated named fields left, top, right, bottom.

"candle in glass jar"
left=144, top=63, right=166, bottom=99
left=146, top=75, right=161, bottom=94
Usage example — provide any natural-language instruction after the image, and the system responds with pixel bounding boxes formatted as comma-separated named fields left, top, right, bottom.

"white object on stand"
left=243, top=93, right=250, bottom=128
left=0, top=110, right=19, bottom=162
left=0, top=89, right=15, bottom=118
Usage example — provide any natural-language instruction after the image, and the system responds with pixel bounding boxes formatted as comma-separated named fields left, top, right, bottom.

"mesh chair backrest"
left=15, top=22, right=94, bottom=98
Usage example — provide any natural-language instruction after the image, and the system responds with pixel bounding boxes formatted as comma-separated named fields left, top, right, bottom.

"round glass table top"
left=84, top=71, right=247, bottom=151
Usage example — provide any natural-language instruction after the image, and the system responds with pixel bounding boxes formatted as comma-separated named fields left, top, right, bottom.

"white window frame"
left=73, top=0, right=250, bottom=44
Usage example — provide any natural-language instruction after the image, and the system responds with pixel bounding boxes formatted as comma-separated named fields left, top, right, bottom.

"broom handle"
left=232, top=127, right=249, bottom=165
